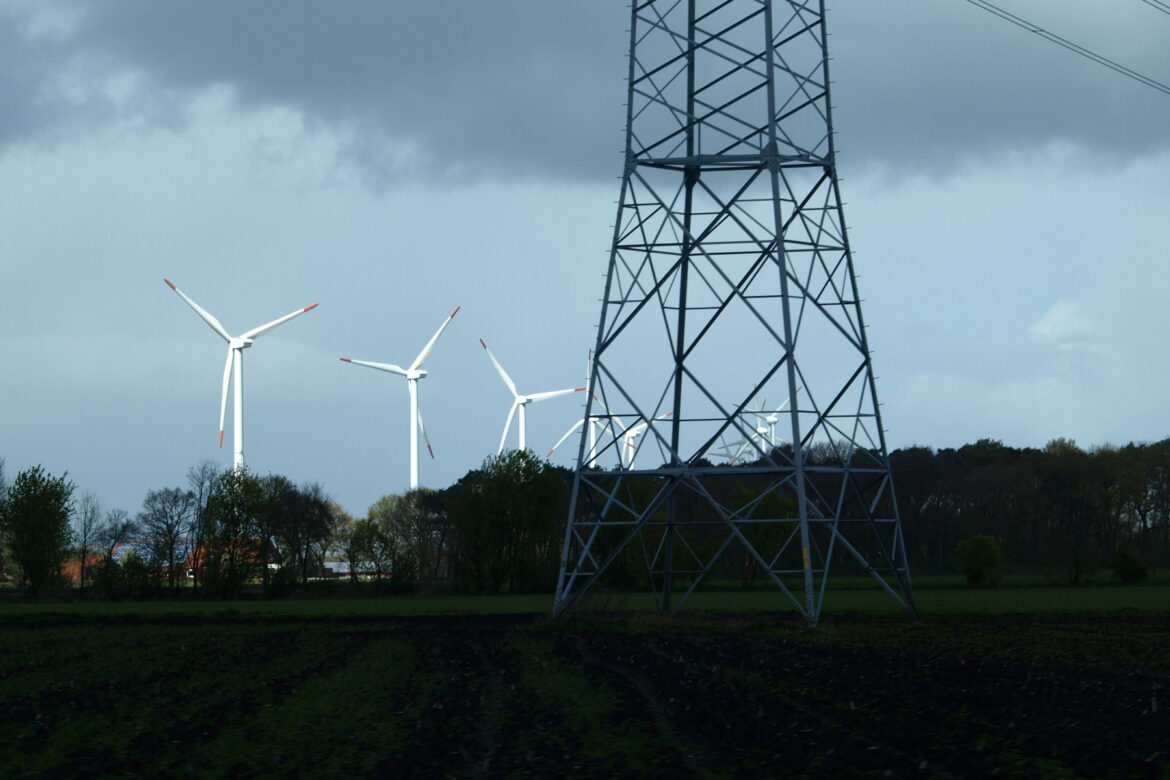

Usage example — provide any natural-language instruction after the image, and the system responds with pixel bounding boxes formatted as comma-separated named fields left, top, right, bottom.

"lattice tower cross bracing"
left=553, top=0, right=918, bottom=625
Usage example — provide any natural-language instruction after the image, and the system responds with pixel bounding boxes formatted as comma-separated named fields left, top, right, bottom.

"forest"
left=889, top=437, right=1170, bottom=582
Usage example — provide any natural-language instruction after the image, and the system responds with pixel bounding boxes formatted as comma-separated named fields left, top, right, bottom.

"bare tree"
left=265, top=478, right=336, bottom=586
left=74, top=492, right=103, bottom=592
left=1, top=457, right=8, bottom=576
left=303, top=483, right=337, bottom=583
left=396, top=489, right=450, bottom=581
left=139, top=487, right=195, bottom=592
left=98, top=509, right=136, bottom=560
left=186, top=459, right=221, bottom=596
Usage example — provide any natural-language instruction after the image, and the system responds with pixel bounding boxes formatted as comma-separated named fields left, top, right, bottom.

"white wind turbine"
left=547, top=414, right=604, bottom=465
left=725, top=386, right=803, bottom=463
left=612, top=406, right=673, bottom=468
left=547, top=388, right=671, bottom=469
left=164, top=278, right=318, bottom=470
left=547, top=351, right=604, bottom=465
left=340, top=306, right=460, bottom=490
left=480, top=339, right=584, bottom=454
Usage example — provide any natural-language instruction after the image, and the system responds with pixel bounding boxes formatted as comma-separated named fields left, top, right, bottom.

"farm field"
left=1, top=575, right=1167, bottom=619
left=1, top=590, right=1168, bottom=777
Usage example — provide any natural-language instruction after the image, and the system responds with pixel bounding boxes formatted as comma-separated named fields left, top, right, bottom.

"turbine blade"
left=776, top=385, right=804, bottom=413
left=480, top=339, right=518, bottom=398
left=590, top=392, right=611, bottom=415
left=339, top=358, right=409, bottom=376
left=547, top=418, right=585, bottom=458
left=528, top=386, right=585, bottom=403
left=165, top=279, right=231, bottom=342
left=218, top=348, right=233, bottom=448
left=498, top=401, right=519, bottom=454
left=242, top=302, right=319, bottom=340
left=416, top=406, right=435, bottom=459
left=410, top=305, right=460, bottom=371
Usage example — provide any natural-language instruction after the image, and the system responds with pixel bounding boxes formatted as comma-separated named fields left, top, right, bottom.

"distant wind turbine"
left=723, top=387, right=802, bottom=463
left=164, top=278, right=318, bottom=469
left=547, top=351, right=604, bottom=465
left=548, top=391, right=672, bottom=469
left=480, top=339, right=584, bottom=454
left=340, top=306, right=460, bottom=490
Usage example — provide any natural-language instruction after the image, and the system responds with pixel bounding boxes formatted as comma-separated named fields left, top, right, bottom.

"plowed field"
left=1, top=612, right=1166, bottom=777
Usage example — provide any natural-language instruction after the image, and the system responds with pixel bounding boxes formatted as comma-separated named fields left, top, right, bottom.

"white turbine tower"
left=164, top=278, right=318, bottom=470
left=480, top=339, right=584, bottom=454
left=340, top=306, right=460, bottom=490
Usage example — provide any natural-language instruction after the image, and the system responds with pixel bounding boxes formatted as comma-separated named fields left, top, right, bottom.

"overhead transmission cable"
left=962, top=0, right=1170, bottom=97
left=1139, top=0, right=1170, bottom=17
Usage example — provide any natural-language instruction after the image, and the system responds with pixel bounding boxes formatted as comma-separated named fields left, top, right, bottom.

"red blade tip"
left=427, top=445, right=435, bottom=459
left=218, top=430, right=224, bottom=448
left=164, top=278, right=176, bottom=290
left=479, top=338, right=487, bottom=349
left=304, top=303, right=319, bottom=312
left=450, top=305, right=461, bottom=318
left=340, top=358, right=351, bottom=363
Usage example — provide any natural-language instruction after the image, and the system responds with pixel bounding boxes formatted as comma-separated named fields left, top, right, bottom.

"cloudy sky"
left=2, top=0, right=1168, bottom=517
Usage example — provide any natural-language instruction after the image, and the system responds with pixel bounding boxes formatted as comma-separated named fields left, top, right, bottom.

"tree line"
left=2, top=436, right=1167, bottom=599
left=0, top=450, right=570, bottom=599
left=0, top=458, right=344, bottom=598
left=889, top=437, right=1170, bottom=581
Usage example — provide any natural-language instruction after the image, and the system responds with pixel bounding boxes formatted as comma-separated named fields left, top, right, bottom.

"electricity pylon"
left=554, top=0, right=917, bottom=625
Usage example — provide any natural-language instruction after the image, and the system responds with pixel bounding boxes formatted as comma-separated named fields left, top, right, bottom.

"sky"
left=2, top=0, right=1169, bottom=518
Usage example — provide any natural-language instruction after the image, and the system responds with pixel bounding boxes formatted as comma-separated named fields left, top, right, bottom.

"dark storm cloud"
left=59, top=0, right=631, bottom=181
left=4, top=1, right=1169, bottom=180
left=828, top=1, right=1170, bottom=175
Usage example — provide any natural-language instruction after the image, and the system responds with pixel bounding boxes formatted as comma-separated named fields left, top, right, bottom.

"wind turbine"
left=724, top=387, right=803, bottom=463
left=164, top=278, right=318, bottom=470
left=547, top=351, right=605, bottom=465
left=480, top=339, right=584, bottom=454
left=340, top=306, right=460, bottom=490
left=547, top=387, right=671, bottom=469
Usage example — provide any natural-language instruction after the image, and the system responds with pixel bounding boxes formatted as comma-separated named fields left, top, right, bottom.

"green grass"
left=1, top=578, right=1166, bottom=623
left=0, top=592, right=554, bottom=620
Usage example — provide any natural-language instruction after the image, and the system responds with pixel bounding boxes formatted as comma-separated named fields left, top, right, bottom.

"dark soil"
left=1, top=612, right=1166, bottom=778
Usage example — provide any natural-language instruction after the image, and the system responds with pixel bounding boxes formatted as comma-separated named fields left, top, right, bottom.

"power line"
left=962, top=0, right=1170, bottom=97
left=1139, top=0, right=1170, bottom=17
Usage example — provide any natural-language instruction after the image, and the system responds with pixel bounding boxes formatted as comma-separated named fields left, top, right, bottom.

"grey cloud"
left=829, top=1, right=1170, bottom=176
left=60, top=0, right=630, bottom=182
left=6, top=0, right=1170, bottom=181
left=0, top=8, right=70, bottom=148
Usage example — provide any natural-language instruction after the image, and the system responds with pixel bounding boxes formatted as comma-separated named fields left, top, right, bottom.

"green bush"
left=954, top=534, right=1002, bottom=587
left=1109, top=551, right=1148, bottom=584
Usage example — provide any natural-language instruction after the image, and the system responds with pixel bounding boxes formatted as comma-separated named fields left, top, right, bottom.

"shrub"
left=1109, top=551, right=1148, bottom=584
left=954, top=534, right=1002, bottom=587
left=0, top=466, right=75, bottom=594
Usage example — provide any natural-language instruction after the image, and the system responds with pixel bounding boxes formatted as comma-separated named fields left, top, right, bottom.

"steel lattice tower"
left=553, top=0, right=917, bottom=625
